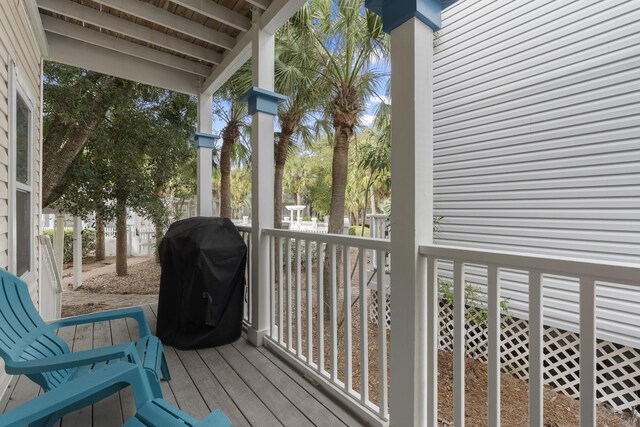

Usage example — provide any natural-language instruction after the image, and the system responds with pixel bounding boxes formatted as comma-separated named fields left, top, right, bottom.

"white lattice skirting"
left=369, top=290, right=640, bottom=413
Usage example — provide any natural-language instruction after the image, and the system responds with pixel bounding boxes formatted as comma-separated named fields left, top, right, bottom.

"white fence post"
left=72, top=216, right=82, bottom=289
left=53, top=214, right=65, bottom=276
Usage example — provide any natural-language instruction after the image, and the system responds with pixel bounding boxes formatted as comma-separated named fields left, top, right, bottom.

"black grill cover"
left=157, top=217, right=246, bottom=349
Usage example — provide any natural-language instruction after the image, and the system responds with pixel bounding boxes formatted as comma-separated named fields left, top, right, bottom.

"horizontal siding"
left=0, top=0, right=43, bottom=398
left=434, top=0, right=640, bottom=347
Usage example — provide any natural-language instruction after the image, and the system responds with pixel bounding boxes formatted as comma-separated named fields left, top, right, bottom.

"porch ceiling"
left=33, top=0, right=303, bottom=95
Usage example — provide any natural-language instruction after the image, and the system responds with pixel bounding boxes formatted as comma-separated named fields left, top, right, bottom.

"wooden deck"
left=0, top=305, right=364, bottom=426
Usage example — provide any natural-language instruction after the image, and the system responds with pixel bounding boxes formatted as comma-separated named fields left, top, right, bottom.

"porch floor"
left=0, top=305, right=363, bottom=426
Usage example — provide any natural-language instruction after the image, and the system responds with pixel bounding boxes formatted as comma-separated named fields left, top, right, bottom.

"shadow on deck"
left=0, top=305, right=364, bottom=427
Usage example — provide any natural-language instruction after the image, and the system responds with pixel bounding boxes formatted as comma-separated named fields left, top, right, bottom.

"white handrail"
left=262, top=229, right=390, bottom=425
left=418, top=244, right=640, bottom=427
left=38, top=235, right=62, bottom=321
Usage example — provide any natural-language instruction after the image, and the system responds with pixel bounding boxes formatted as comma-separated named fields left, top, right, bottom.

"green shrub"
left=348, top=225, right=370, bottom=237
left=438, top=278, right=509, bottom=325
left=42, top=228, right=97, bottom=262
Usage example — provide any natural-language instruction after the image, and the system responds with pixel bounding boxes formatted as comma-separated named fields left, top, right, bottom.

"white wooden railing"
left=261, top=228, right=391, bottom=425
left=418, top=245, right=640, bottom=427
left=38, top=235, right=62, bottom=321
left=236, top=225, right=252, bottom=326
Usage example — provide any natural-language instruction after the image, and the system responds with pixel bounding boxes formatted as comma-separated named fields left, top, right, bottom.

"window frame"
left=8, top=59, right=35, bottom=283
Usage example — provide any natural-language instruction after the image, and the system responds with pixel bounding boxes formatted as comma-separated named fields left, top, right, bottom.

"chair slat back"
left=0, top=269, right=74, bottom=389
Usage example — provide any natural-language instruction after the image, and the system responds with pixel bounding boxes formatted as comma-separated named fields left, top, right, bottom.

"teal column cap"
left=365, top=0, right=459, bottom=33
left=193, top=132, right=220, bottom=149
left=240, top=87, right=287, bottom=116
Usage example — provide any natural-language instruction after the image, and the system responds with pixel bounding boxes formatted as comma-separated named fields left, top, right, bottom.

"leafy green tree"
left=230, top=168, right=252, bottom=218
left=55, top=86, right=196, bottom=275
left=43, top=63, right=132, bottom=207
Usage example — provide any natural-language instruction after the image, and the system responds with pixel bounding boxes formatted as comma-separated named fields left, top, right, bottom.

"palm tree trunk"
left=115, top=200, right=127, bottom=276
left=219, top=136, right=233, bottom=218
left=324, top=123, right=353, bottom=319
left=95, top=212, right=105, bottom=262
left=328, top=124, right=352, bottom=234
left=274, top=128, right=293, bottom=229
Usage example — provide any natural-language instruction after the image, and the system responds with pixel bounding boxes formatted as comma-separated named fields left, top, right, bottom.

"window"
left=9, top=62, right=33, bottom=278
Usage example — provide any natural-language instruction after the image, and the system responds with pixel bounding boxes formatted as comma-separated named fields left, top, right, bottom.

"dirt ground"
left=62, top=254, right=638, bottom=426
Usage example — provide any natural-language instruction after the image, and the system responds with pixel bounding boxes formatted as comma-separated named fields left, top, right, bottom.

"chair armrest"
left=0, top=362, right=147, bottom=427
left=5, top=343, right=137, bottom=375
left=49, top=306, right=152, bottom=338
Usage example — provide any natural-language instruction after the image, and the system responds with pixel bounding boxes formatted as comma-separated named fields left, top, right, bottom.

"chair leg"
left=146, top=370, right=164, bottom=399
left=160, top=352, right=171, bottom=381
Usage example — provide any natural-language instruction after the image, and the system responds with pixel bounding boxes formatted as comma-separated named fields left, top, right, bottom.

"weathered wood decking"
left=0, top=305, right=364, bottom=426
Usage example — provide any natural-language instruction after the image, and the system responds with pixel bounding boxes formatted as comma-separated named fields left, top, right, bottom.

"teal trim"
left=240, top=87, right=287, bottom=116
left=365, top=0, right=459, bottom=33
left=194, top=132, right=220, bottom=149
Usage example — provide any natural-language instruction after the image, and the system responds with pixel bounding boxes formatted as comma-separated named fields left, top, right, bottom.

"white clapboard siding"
left=0, top=0, right=44, bottom=398
left=434, top=0, right=640, bottom=348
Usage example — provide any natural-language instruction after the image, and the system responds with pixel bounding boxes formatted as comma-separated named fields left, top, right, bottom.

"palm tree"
left=273, top=4, right=324, bottom=228
left=310, top=0, right=388, bottom=235
left=213, top=69, right=251, bottom=218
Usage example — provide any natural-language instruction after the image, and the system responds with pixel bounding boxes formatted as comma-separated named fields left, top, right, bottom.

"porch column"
left=53, top=214, right=65, bottom=277
left=72, top=216, right=82, bottom=289
left=365, top=1, right=456, bottom=425
left=196, top=93, right=214, bottom=217
left=241, top=16, right=286, bottom=346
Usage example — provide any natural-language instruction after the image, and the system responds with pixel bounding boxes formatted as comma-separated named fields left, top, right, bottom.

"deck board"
left=0, top=305, right=366, bottom=426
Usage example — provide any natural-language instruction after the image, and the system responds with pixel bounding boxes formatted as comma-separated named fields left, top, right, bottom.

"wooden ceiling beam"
left=170, top=0, right=251, bottom=32
left=245, top=0, right=271, bottom=11
left=37, top=0, right=222, bottom=64
left=41, top=15, right=212, bottom=77
left=46, top=32, right=201, bottom=95
left=91, top=0, right=236, bottom=50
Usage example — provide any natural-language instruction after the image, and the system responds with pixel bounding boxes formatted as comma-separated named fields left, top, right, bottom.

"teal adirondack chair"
left=0, top=268, right=170, bottom=399
left=0, top=361, right=231, bottom=427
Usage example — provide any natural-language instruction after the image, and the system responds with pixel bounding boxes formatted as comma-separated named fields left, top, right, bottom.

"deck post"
left=72, top=216, right=82, bottom=289
left=53, top=213, right=65, bottom=278
left=365, top=0, right=456, bottom=425
left=196, top=93, right=214, bottom=216
left=242, top=11, right=285, bottom=346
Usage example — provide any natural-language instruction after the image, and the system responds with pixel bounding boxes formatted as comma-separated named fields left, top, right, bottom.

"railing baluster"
left=278, top=237, right=284, bottom=344
left=487, top=264, right=500, bottom=427
left=377, top=249, right=388, bottom=419
left=426, top=256, right=438, bottom=426
left=286, top=238, right=292, bottom=351
left=529, top=270, right=543, bottom=427
left=317, top=242, right=325, bottom=375
left=330, top=243, right=338, bottom=382
left=247, top=232, right=252, bottom=324
left=270, top=236, right=275, bottom=339
left=359, top=248, right=369, bottom=406
left=343, top=246, right=352, bottom=393
left=296, top=239, right=302, bottom=357
left=306, top=240, right=313, bottom=364
left=453, top=260, right=465, bottom=427
left=579, top=277, right=596, bottom=427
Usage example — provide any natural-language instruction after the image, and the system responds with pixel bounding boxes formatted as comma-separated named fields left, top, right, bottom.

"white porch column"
left=53, top=214, right=65, bottom=277
left=72, top=216, right=83, bottom=289
left=196, top=93, right=214, bottom=217
left=241, top=16, right=285, bottom=346
left=365, top=0, right=456, bottom=425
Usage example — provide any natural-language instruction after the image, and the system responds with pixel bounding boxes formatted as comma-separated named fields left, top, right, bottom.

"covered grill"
left=157, top=217, right=246, bottom=349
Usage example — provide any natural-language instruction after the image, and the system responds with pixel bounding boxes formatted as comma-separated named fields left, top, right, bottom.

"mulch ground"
left=62, top=256, right=638, bottom=426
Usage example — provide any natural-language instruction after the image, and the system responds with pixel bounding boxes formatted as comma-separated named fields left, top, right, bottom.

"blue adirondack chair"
left=0, top=360, right=231, bottom=427
left=0, top=268, right=170, bottom=399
